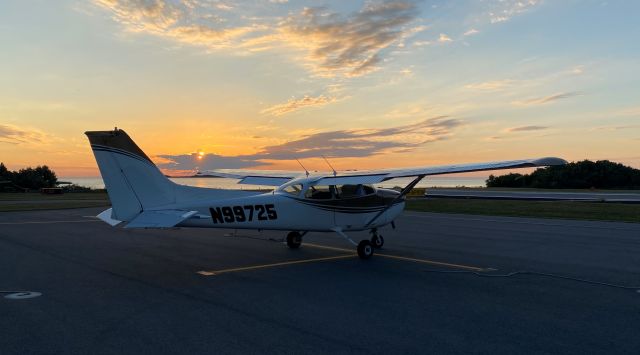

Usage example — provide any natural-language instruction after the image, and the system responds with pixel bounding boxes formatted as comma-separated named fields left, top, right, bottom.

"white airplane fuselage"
left=174, top=187, right=405, bottom=232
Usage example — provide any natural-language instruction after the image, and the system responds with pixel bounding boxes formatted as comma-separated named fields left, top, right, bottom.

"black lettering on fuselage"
left=209, top=207, right=224, bottom=224
left=210, top=204, right=278, bottom=224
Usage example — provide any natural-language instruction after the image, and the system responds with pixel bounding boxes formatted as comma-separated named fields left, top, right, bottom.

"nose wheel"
left=357, top=240, right=374, bottom=259
left=331, top=228, right=375, bottom=259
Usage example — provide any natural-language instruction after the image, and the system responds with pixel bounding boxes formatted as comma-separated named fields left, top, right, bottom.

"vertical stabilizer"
left=86, top=129, right=177, bottom=221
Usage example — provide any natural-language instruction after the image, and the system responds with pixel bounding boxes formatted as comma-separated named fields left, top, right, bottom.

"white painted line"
left=0, top=220, right=101, bottom=225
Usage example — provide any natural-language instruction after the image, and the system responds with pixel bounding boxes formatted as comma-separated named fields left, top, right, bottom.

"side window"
left=363, top=185, right=375, bottom=195
left=305, top=185, right=333, bottom=200
left=336, top=184, right=375, bottom=198
left=282, top=184, right=302, bottom=196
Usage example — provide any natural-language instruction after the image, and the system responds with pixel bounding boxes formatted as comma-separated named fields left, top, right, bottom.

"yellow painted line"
left=375, top=254, right=488, bottom=272
left=304, top=242, right=488, bottom=272
left=0, top=220, right=101, bottom=225
left=303, top=243, right=354, bottom=253
left=197, top=254, right=356, bottom=276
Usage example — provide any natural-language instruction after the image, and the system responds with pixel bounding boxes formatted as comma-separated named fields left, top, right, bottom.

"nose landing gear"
left=370, top=229, right=384, bottom=249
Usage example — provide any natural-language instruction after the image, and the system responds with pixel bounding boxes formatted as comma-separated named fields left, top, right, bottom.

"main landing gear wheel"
left=286, top=231, right=302, bottom=249
left=371, top=234, right=384, bottom=249
left=357, top=240, right=374, bottom=259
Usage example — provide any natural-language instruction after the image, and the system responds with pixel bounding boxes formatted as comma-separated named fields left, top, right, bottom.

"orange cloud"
left=277, top=2, right=422, bottom=77
left=0, top=124, right=48, bottom=145
left=513, top=92, right=581, bottom=106
left=93, top=0, right=422, bottom=78
left=465, top=79, right=515, bottom=91
left=261, top=95, right=338, bottom=116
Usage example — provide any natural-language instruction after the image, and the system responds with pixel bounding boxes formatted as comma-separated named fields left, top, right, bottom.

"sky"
left=1, top=0, right=639, bottom=177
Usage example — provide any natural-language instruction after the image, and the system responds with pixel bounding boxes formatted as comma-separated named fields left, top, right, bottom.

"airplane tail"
left=86, top=129, right=180, bottom=221
left=86, top=128, right=252, bottom=225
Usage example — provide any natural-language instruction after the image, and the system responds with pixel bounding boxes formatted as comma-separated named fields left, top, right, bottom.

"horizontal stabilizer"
left=125, top=210, right=198, bottom=228
left=97, top=208, right=122, bottom=226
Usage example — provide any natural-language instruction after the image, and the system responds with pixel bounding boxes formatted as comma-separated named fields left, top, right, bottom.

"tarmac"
left=1, top=207, right=639, bottom=354
left=424, top=188, right=640, bottom=203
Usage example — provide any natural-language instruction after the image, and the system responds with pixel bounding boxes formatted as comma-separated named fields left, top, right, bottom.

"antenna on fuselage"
left=321, top=155, right=337, bottom=177
left=295, top=158, right=310, bottom=177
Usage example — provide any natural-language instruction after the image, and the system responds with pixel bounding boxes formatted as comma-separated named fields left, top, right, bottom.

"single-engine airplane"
left=87, top=129, right=566, bottom=259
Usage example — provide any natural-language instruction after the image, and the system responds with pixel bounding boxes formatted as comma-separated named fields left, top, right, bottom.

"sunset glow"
left=1, top=1, right=638, bottom=177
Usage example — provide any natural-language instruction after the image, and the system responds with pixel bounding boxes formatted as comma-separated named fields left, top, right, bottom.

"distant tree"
left=486, top=173, right=528, bottom=188
left=12, top=165, right=58, bottom=189
left=0, top=162, right=10, bottom=181
left=486, top=160, right=640, bottom=189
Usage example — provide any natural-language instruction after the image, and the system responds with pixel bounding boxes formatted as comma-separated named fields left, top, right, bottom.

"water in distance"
left=62, top=176, right=487, bottom=190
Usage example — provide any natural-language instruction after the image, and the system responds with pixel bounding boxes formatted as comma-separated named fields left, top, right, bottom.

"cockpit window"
left=305, top=185, right=334, bottom=200
left=282, top=184, right=303, bottom=196
left=336, top=184, right=375, bottom=198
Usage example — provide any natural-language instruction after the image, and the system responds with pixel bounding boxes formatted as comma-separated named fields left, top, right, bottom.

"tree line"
left=486, top=160, right=640, bottom=189
left=0, top=163, right=58, bottom=190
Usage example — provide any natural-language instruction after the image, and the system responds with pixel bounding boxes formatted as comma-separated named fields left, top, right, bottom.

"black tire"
left=357, top=240, right=374, bottom=259
left=371, top=235, right=384, bottom=249
left=286, top=231, right=302, bottom=249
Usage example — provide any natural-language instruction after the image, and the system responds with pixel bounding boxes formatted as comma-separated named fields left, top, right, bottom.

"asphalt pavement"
left=1, top=207, right=639, bottom=354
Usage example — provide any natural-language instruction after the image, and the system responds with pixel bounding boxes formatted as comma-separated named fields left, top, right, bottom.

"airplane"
left=86, top=128, right=567, bottom=259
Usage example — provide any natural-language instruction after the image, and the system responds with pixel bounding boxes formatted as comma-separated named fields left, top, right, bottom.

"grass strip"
left=3, top=192, right=639, bottom=222
left=406, top=198, right=640, bottom=223
left=0, top=201, right=111, bottom=212
left=0, top=192, right=110, bottom=201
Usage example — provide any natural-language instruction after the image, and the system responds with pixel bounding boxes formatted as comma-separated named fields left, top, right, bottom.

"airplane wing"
left=197, top=157, right=566, bottom=187
left=312, top=157, right=567, bottom=185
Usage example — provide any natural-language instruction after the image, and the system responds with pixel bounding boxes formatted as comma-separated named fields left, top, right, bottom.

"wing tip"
left=532, top=157, right=568, bottom=166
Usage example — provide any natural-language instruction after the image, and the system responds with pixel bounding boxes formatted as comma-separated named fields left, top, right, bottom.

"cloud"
left=513, top=92, right=581, bottom=106
left=156, top=152, right=271, bottom=170
left=157, top=116, right=463, bottom=171
left=0, top=124, right=47, bottom=145
left=413, top=40, right=431, bottom=47
left=92, top=0, right=422, bottom=78
left=278, top=1, right=422, bottom=77
left=438, top=33, right=452, bottom=43
left=463, top=28, right=479, bottom=36
left=252, top=116, right=462, bottom=160
left=506, top=125, right=549, bottom=132
left=93, top=0, right=181, bottom=33
left=93, top=0, right=265, bottom=49
left=464, top=79, right=515, bottom=91
left=592, top=125, right=640, bottom=131
left=166, top=24, right=264, bottom=49
left=261, top=95, right=338, bottom=116
left=488, top=0, right=541, bottom=23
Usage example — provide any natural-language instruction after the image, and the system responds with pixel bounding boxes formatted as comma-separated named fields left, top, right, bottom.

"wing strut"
left=365, top=174, right=426, bottom=228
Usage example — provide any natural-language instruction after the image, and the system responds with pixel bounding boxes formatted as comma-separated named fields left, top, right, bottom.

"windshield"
left=282, top=184, right=302, bottom=196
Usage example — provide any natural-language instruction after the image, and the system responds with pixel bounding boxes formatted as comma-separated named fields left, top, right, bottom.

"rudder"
left=86, top=129, right=177, bottom=221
